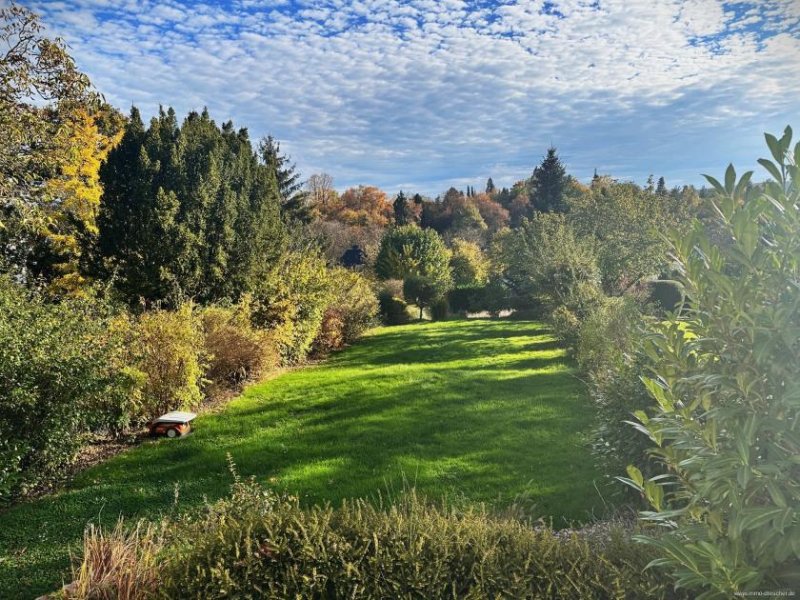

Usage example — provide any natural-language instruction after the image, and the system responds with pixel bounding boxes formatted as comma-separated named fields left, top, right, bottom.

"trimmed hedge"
left=151, top=483, right=684, bottom=599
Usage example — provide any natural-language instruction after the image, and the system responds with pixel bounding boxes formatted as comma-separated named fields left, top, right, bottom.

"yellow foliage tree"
left=44, top=104, right=123, bottom=295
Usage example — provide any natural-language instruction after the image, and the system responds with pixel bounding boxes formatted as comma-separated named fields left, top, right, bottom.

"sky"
left=19, top=0, right=800, bottom=196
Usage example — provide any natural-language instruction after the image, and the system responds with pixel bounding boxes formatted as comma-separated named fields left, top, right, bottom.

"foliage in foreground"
left=623, top=128, right=800, bottom=597
left=66, top=481, right=683, bottom=600
left=0, top=278, right=137, bottom=499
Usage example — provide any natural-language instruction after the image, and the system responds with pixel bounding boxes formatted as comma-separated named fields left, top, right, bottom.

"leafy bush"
left=133, top=304, right=205, bottom=420
left=624, top=129, right=800, bottom=597
left=646, top=279, right=684, bottom=313
left=0, top=278, right=138, bottom=500
left=74, top=481, right=682, bottom=599
left=430, top=297, right=449, bottom=321
left=375, top=225, right=452, bottom=292
left=199, top=299, right=278, bottom=386
left=312, top=268, right=377, bottom=354
left=449, top=238, right=489, bottom=287
left=254, top=250, right=333, bottom=363
left=491, top=214, right=602, bottom=343
left=576, top=296, right=654, bottom=483
left=447, top=285, right=484, bottom=314
left=378, top=289, right=411, bottom=325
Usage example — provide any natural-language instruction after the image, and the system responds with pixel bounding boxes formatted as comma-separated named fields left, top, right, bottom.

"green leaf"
left=758, top=158, right=783, bottom=184
left=702, top=174, right=726, bottom=196
left=627, top=464, right=644, bottom=487
left=734, top=170, right=753, bottom=198
left=765, top=132, right=784, bottom=165
left=724, top=164, right=736, bottom=195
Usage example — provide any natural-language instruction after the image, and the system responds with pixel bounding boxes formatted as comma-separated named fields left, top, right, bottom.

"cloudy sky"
left=21, top=0, right=800, bottom=195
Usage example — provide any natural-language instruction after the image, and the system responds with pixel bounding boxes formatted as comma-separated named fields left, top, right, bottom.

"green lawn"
left=0, top=319, right=604, bottom=598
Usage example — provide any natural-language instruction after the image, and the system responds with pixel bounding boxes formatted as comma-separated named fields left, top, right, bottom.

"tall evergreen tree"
left=259, top=135, right=308, bottom=223
left=95, top=106, right=284, bottom=305
left=393, top=190, right=411, bottom=226
left=656, top=176, right=667, bottom=196
left=530, top=147, right=567, bottom=213
left=485, top=178, right=496, bottom=194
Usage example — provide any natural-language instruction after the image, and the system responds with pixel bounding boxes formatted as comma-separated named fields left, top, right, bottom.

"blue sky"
left=21, top=0, right=800, bottom=196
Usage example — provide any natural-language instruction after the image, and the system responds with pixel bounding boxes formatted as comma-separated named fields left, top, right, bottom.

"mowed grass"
left=0, top=319, right=604, bottom=598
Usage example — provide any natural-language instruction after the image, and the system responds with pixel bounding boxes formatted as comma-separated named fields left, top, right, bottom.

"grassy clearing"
left=0, top=319, right=603, bottom=598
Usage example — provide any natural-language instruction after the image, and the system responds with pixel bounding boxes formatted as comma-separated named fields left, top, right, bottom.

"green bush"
left=430, top=297, right=449, bottom=321
left=312, top=269, right=378, bottom=355
left=254, top=250, right=334, bottom=364
left=378, top=289, right=411, bottom=325
left=199, top=299, right=278, bottom=386
left=646, top=279, right=683, bottom=313
left=154, top=482, right=681, bottom=599
left=576, top=296, right=654, bottom=483
left=624, top=128, right=800, bottom=597
left=133, top=304, right=206, bottom=420
left=449, top=238, right=489, bottom=287
left=0, top=278, right=139, bottom=500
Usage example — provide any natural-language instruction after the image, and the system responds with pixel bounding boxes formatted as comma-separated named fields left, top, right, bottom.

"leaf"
left=702, top=174, right=725, bottom=196
left=765, top=132, right=784, bottom=165
left=627, top=464, right=644, bottom=487
left=758, top=158, right=783, bottom=184
left=734, top=170, right=753, bottom=198
left=724, top=164, right=736, bottom=195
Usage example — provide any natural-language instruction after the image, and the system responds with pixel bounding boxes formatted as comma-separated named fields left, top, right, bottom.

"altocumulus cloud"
left=22, top=0, right=800, bottom=195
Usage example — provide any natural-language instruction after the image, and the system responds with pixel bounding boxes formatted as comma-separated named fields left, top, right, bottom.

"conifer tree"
left=95, top=106, right=284, bottom=305
left=485, top=178, right=496, bottom=194
left=259, top=135, right=309, bottom=223
left=393, top=190, right=411, bottom=226
left=656, top=176, right=667, bottom=196
left=530, top=147, right=567, bottom=213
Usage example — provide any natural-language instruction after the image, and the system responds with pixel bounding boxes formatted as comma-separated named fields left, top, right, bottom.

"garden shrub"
left=430, top=296, right=449, bottom=321
left=312, top=269, right=378, bottom=355
left=378, top=287, right=411, bottom=326
left=253, top=250, right=334, bottom=363
left=646, top=279, right=683, bottom=313
left=449, top=238, right=489, bottom=287
left=74, top=481, right=684, bottom=599
left=447, top=285, right=483, bottom=314
left=199, top=299, right=278, bottom=386
left=133, top=304, right=205, bottom=420
left=623, top=129, right=800, bottom=597
left=0, top=277, right=139, bottom=500
left=576, top=296, right=654, bottom=484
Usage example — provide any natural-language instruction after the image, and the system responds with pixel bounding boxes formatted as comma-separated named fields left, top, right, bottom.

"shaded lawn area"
left=0, top=319, right=604, bottom=598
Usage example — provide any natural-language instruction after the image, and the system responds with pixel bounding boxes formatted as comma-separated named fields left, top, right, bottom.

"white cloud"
left=25, top=0, right=800, bottom=193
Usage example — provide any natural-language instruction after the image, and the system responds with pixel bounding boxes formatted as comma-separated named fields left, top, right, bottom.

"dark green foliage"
left=158, top=482, right=681, bottom=600
left=656, top=176, right=667, bottom=196
left=447, top=285, right=485, bottom=314
left=647, top=279, right=683, bottom=313
left=485, top=177, right=496, bottom=194
left=378, top=289, right=411, bottom=325
left=625, top=128, right=800, bottom=597
left=393, top=190, right=413, bottom=225
left=530, top=147, right=567, bottom=213
left=430, top=297, right=449, bottom=321
left=0, top=277, right=137, bottom=500
left=259, top=135, right=309, bottom=224
left=95, top=107, right=284, bottom=305
left=403, top=274, right=441, bottom=319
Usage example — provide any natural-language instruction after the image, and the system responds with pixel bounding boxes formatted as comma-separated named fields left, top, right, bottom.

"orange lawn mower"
left=147, top=411, right=197, bottom=438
